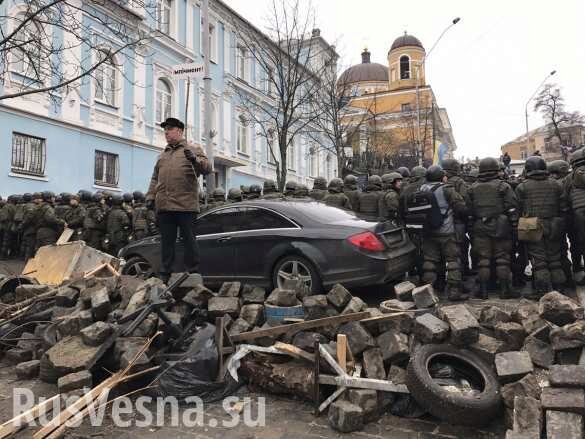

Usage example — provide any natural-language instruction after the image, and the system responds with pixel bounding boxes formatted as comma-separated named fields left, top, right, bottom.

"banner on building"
left=433, top=140, right=449, bottom=166
left=169, top=62, right=204, bottom=80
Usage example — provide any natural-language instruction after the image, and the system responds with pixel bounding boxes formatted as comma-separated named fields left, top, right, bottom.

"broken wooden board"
left=230, top=312, right=371, bottom=342
left=22, top=241, right=120, bottom=285
left=56, top=228, right=74, bottom=245
left=318, top=375, right=409, bottom=393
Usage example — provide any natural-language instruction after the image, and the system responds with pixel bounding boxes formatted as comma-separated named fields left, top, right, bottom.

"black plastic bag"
left=156, top=323, right=240, bottom=403
left=390, top=394, right=426, bottom=418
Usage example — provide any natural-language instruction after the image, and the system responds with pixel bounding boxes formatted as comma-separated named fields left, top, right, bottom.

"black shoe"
left=499, top=281, right=520, bottom=299
left=159, top=273, right=170, bottom=285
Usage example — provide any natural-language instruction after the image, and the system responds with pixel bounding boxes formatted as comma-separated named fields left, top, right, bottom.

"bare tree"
left=310, top=62, right=374, bottom=177
left=0, top=0, right=160, bottom=102
left=534, top=83, right=584, bottom=145
left=230, top=0, right=331, bottom=190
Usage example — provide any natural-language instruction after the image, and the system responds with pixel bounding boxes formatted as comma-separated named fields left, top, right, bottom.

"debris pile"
left=2, top=268, right=585, bottom=436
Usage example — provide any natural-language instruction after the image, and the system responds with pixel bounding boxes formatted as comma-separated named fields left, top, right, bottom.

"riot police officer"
left=357, top=175, right=382, bottom=220
left=83, top=192, right=108, bottom=250
left=227, top=188, right=243, bottom=203
left=379, top=172, right=403, bottom=221
left=323, top=178, right=352, bottom=209
left=131, top=191, right=157, bottom=241
left=343, top=174, right=360, bottom=212
left=36, top=191, right=66, bottom=249
left=207, top=188, right=227, bottom=210
left=309, top=177, right=328, bottom=201
left=261, top=180, right=282, bottom=200
left=105, top=194, right=130, bottom=256
left=516, top=156, right=567, bottom=296
left=64, top=194, right=87, bottom=241
left=467, top=157, right=518, bottom=299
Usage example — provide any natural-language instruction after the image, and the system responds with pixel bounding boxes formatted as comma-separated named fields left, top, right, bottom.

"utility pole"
left=525, top=70, right=556, bottom=153
left=202, top=0, right=214, bottom=192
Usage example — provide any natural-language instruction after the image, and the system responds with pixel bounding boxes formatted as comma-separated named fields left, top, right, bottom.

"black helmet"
left=42, top=191, right=55, bottom=201
left=328, top=178, right=344, bottom=192
left=249, top=184, right=262, bottom=194
left=368, top=175, right=382, bottom=187
left=212, top=188, right=226, bottom=200
left=343, top=174, right=357, bottom=185
left=60, top=192, right=71, bottom=203
left=397, top=167, right=410, bottom=178
left=411, top=166, right=426, bottom=178
left=442, top=159, right=460, bottom=175
left=122, top=193, right=133, bottom=203
left=78, top=190, right=92, bottom=202
left=263, top=179, right=277, bottom=193
left=54, top=194, right=63, bottom=204
left=133, top=191, right=146, bottom=202
left=228, top=188, right=243, bottom=201
left=22, top=193, right=32, bottom=202
left=110, top=194, right=123, bottom=205
left=295, top=184, right=309, bottom=196
left=240, top=185, right=250, bottom=195
left=479, top=157, right=500, bottom=175
left=313, top=176, right=327, bottom=190
left=570, top=148, right=585, bottom=168
left=426, top=165, right=445, bottom=182
left=381, top=172, right=403, bottom=186
left=547, top=160, right=570, bottom=179
left=524, top=156, right=547, bottom=176
left=32, top=192, right=43, bottom=201
left=92, top=192, right=104, bottom=203
left=284, top=181, right=297, bottom=193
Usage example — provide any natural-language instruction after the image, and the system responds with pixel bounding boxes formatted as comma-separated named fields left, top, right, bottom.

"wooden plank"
left=274, top=342, right=315, bottom=363
left=0, top=395, right=59, bottom=438
left=318, top=375, right=409, bottom=394
left=337, top=334, right=347, bottom=373
left=56, top=228, right=74, bottom=246
left=230, top=312, right=370, bottom=342
left=83, top=263, right=107, bottom=279
left=319, top=345, right=347, bottom=377
left=359, top=312, right=409, bottom=323
left=318, top=386, right=346, bottom=413
left=313, top=340, right=320, bottom=416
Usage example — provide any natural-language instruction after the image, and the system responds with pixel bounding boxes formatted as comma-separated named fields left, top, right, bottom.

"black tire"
left=122, top=256, right=154, bottom=279
left=406, top=344, right=502, bottom=426
left=272, top=255, right=322, bottom=293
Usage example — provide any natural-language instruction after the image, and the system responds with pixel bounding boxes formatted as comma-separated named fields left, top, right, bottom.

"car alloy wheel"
left=276, top=259, right=313, bottom=290
left=122, top=257, right=153, bottom=279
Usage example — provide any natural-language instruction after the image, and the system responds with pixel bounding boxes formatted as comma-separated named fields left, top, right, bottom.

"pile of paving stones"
left=3, top=274, right=585, bottom=437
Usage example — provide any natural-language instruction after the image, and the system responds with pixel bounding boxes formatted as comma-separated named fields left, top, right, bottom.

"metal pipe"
left=202, top=0, right=215, bottom=192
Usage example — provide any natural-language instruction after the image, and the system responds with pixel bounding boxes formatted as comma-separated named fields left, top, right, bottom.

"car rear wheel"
left=272, top=255, right=322, bottom=293
left=122, top=256, right=153, bottom=279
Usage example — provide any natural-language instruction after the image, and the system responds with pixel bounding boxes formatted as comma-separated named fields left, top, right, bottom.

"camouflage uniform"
left=563, top=151, right=585, bottom=284
left=36, top=192, right=66, bottom=249
left=227, top=188, right=243, bottom=203
left=467, top=158, right=518, bottom=299
left=248, top=185, right=262, bottom=200
left=343, top=175, right=361, bottom=212
left=293, top=184, right=310, bottom=199
left=54, top=193, right=71, bottom=221
left=64, top=195, right=87, bottom=242
left=379, top=173, right=402, bottom=221
left=83, top=193, right=108, bottom=250
left=443, top=159, right=470, bottom=275
left=309, top=177, right=328, bottom=201
left=261, top=180, right=283, bottom=200
left=22, top=194, right=42, bottom=261
left=323, top=178, right=352, bottom=209
left=206, top=188, right=227, bottom=210
left=105, top=195, right=131, bottom=256
left=357, top=175, right=382, bottom=221
left=131, top=191, right=157, bottom=241
left=516, top=156, right=567, bottom=295
left=420, top=166, right=468, bottom=300
left=0, top=197, right=17, bottom=259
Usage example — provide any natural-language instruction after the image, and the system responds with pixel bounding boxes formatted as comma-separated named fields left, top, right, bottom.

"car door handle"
left=217, top=236, right=232, bottom=243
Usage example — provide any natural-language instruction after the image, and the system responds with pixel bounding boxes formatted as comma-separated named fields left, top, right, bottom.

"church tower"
left=387, top=32, right=426, bottom=91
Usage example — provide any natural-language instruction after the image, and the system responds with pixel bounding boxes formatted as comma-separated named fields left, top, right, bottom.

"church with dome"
left=338, top=33, right=457, bottom=173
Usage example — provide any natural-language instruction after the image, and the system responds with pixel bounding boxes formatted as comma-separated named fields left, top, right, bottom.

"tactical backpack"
left=404, top=184, right=449, bottom=231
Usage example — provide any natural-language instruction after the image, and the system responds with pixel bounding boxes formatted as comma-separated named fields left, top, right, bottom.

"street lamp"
left=415, top=17, right=461, bottom=165
left=524, top=70, right=556, bottom=152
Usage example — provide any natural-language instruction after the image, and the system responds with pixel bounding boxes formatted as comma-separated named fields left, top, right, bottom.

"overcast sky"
left=226, top=0, right=585, bottom=160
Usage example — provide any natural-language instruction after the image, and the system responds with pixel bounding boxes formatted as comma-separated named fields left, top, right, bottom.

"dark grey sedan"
left=119, top=200, right=416, bottom=292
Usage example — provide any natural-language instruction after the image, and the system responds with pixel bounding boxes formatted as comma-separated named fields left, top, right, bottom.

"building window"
left=156, top=78, right=172, bottom=123
left=11, top=16, right=43, bottom=82
left=94, top=150, right=119, bottom=187
left=11, top=133, right=46, bottom=176
left=201, top=20, right=217, bottom=62
left=236, top=114, right=249, bottom=154
left=401, top=103, right=412, bottom=112
left=400, top=55, right=410, bottom=80
left=237, top=46, right=247, bottom=81
left=94, top=53, right=117, bottom=106
left=520, top=150, right=528, bottom=159
left=156, top=0, right=172, bottom=35
left=325, top=154, right=332, bottom=179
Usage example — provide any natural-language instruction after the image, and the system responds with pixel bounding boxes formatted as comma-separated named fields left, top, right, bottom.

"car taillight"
left=348, top=231, right=385, bottom=251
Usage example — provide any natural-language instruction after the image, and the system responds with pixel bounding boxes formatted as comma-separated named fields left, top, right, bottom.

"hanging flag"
left=433, top=141, right=448, bottom=166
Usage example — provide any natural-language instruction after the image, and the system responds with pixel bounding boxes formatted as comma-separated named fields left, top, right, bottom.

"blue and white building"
left=0, top=0, right=338, bottom=197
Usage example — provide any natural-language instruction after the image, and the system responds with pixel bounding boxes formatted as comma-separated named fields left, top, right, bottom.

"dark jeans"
left=158, top=211, right=199, bottom=276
